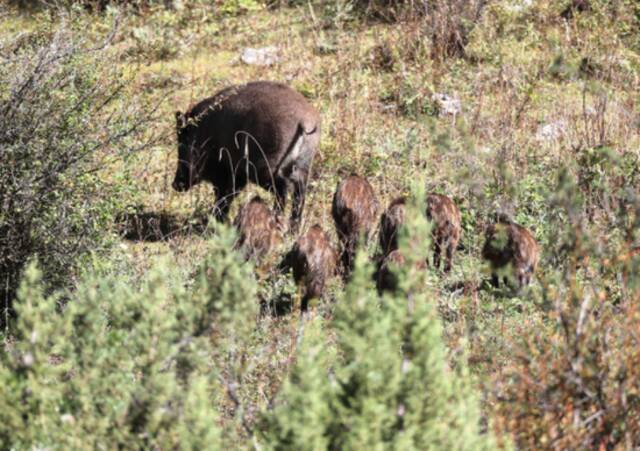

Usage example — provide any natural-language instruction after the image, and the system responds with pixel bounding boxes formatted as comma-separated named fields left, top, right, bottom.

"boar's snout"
left=172, top=178, right=187, bottom=192
left=172, top=156, right=191, bottom=192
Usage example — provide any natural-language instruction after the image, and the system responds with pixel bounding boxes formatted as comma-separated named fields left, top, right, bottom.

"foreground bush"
left=495, top=283, right=640, bottom=448
left=0, top=16, right=156, bottom=323
left=0, top=227, right=256, bottom=448
left=0, top=199, right=500, bottom=448
left=260, top=196, right=499, bottom=449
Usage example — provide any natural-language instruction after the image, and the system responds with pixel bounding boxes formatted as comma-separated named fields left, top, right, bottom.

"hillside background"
left=1, top=0, right=639, bottom=448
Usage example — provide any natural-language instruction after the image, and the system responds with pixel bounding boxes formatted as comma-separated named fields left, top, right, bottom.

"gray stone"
left=535, top=119, right=567, bottom=142
left=240, top=47, right=280, bottom=66
left=432, top=92, right=462, bottom=117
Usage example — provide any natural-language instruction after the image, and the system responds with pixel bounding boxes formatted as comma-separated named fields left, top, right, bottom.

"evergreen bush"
left=260, top=194, right=499, bottom=450
left=0, top=226, right=256, bottom=449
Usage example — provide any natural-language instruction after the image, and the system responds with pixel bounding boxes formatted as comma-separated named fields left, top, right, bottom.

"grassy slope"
left=2, top=0, right=638, bottom=437
left=106, top=0, right=640, bottom=424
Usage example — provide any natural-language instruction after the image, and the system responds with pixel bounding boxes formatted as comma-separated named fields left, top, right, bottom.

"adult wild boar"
left=426, top=193, right=461, bottom=273
left=233, top=196, right=284, bottom=262
left=332, top=174, right=379, bottom=275
left=172, top=81, right=321, bottom=231
left=482, top=214, right=540, bottom=290
left=281, top=225, right=337, bottom=312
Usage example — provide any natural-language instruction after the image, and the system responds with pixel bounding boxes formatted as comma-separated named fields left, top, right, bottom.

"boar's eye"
left=175, top=110, right=186, bottom=130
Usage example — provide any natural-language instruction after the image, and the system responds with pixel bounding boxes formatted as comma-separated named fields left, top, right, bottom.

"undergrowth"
left=1, top=0, right=639, bottom=447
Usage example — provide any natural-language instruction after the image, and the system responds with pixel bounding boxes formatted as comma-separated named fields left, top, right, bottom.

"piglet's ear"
left=175, top=111, right=186, bottom=129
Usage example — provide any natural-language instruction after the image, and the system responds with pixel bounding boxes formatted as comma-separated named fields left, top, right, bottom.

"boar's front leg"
left=274, top=177, right=288, bottom=217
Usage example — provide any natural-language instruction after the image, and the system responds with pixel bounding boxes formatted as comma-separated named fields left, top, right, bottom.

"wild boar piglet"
left=281, top=225, right=337, bottom=311
left=426, top=193, right=461, bottom=273
left=482, top=214, right=540, bottom=289
left=233, top=196, right=284, bottom=262
left=332, top=174, right=379, bottom=275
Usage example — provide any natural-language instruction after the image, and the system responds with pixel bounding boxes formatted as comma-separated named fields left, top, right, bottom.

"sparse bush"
left=326, top=0, right=486, bottom=61
left=128, top=10, right=185, bottom=60
left=492, top=171, right=640, bottom=448
left=0, top=17, right=157, bottom=325
left=494, top=283, right=640, bottom=448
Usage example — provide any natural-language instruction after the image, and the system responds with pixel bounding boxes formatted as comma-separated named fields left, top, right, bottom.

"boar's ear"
left=175, top=111, right=186, bottom=129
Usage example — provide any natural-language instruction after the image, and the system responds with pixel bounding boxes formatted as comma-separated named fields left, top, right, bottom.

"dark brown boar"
left=482, top=215, right=540, bottom=289
left=172, top=81, right=321, bottom=232
left=332, top=174, right=379, bottom=275
left=379, top=196, right=407, bottom=258
left=426, top=193, right=461, bottom=273
left=281, top=225, right=337, bottom=312
left=233, top=196, right=284, bottom=262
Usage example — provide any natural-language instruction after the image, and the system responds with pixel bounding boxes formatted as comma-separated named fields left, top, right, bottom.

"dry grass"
left=2, top=0, right=639, bottom=444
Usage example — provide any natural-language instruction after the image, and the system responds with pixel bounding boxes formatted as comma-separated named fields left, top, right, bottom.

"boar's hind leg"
left=290, top=168, right=308, bottom=233
left=444, top=241, right=455, bottom=273
left=432, top=239, right=442, bottom=271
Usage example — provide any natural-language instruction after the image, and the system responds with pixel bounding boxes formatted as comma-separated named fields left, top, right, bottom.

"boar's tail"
left=277, top=122, right=317, bottom=178
left=302, top=123, right=318, bottom=135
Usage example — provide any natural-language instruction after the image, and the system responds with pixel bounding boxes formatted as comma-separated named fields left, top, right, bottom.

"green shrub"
left=260, top=194, right=500, bottom=449
left=0, top=226, right=256, bottom=449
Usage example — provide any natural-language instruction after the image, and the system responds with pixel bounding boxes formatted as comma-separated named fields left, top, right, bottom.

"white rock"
left=432, top=92, right=462, bottom=117
left=584, top=106, right=597, bottom=116
left=240, top=47, right=280, bottom=66
left=507, top=0, right=533, bottom=13
left=536, top=120, right=567, bottom=142
left=22, top=352, right=34, bottom=367
left=61, top=414, right=75, bottom=424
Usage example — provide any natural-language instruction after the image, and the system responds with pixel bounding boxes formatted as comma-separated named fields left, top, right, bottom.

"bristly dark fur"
left=379, top=196, right=407, bottom=258
left=332, top=174, right=379, bottom=276
left=375, top=249, right=427, bottom=293
left=378, top=193, right=461, bottom=272
left=376, top=249, right=405, bottom=293
left=280, top=225, right=337, bottom=312
left=426, top=193, right=461, bottom=273
left=233, top=196, right=284, bottom=262
left=172, top=81, right=320, bottom=231
left=482, top=216, right=540, bottom=289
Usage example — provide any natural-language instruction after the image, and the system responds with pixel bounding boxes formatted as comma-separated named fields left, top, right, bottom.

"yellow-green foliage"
left=1, top=0, right=640, bottom=448
left=260, top=195, right=500, bottom=449
left=0, top=226, right=256, bottom=449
